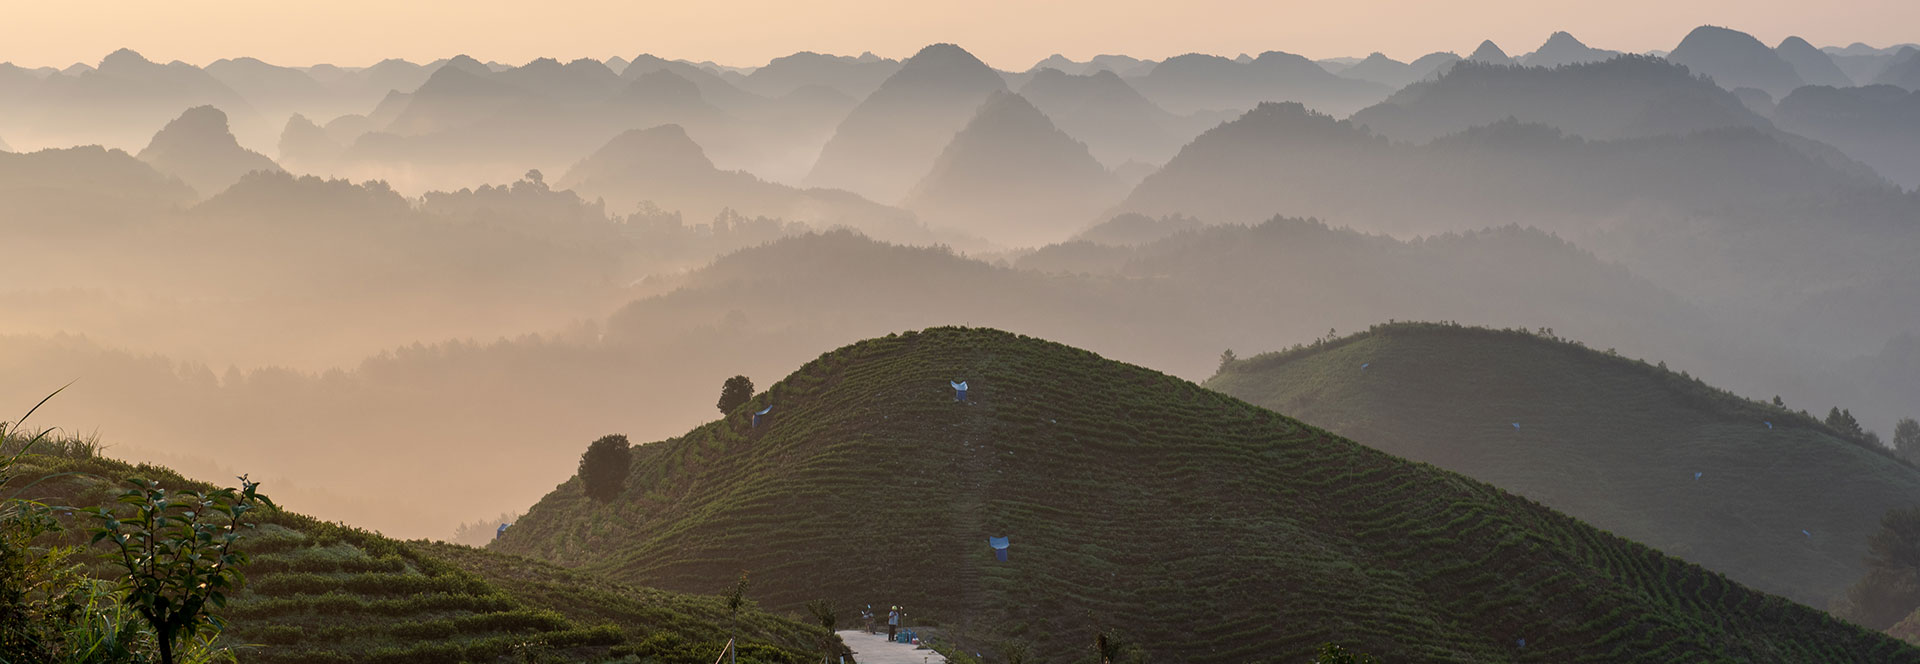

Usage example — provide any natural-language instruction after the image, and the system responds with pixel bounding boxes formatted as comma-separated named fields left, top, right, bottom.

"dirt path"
left=836, top=630, right=947, bottom=664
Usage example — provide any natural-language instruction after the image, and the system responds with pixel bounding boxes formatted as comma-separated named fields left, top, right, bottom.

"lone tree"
left=1836, top=506, right=1920, bottom=629
left=1895, top=418, right=1920, bottom=464
left=578, top=434, right=632, bottom=502
left=718, top=375, right=755, bottom=415
left=1827, top=407, right=1866, bottom=440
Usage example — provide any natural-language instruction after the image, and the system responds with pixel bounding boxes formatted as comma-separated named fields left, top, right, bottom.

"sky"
left=2, top=0, right=1917, bottom=70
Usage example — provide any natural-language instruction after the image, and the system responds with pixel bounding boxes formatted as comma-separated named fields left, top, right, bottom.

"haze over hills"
left=903, top=91, right=1125, bottom=245
left=1465, top=40, right=1516, bottom=65
left=1775, top=85, right=1920, bottom=189
left=1520, top=31, right=1620, bottom=68
left=1334, top=51, right=1462, bottom=89
left=555, top=123, right=934, bottom=244
left=135, top=105, right=282, bottom=197
left=1017, top=68, right=1197, bottom=167
left=806, top=43, right=1007, bottom=202
left=1207, top=323, right=1920, bottom=608
left=1129, top=50, right=1391, bottom=116
left=738, top=51, right=900, bottom=99
left=3, top=48, right=264, bottom=152
left=1666, top=25, right=1806, bottom=97
left=1876, top=48, right=1920, bottom=90
left=1119, top=102, right=1920, bottom=360
left=1776, top=36, right=1855, bottom=87
left=1350, top=55, right=1768, bottom=143
left=496, top=326, right=1918, bottom=662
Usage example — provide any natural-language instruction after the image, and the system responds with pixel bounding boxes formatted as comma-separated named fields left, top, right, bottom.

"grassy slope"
left=1204, top=322, right=1920, bottom=609
left=497, top=326, right=1917, bottom=663
left=14, top=450, right=829, bottom=664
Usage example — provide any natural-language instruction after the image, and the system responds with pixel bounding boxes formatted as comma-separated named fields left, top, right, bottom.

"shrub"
left=718, top=375, right=755, bottom=415
left=579, top=435, right=633, bottom=502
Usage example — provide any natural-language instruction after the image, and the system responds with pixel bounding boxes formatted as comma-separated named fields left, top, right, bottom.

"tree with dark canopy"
left=578, top=434, right=632, bottom=502
left=1895, top=418, right=1920, bottom=465
left=718, top=375, right=755, bottom=415
left=1835, top=506, right=1920, bottom=629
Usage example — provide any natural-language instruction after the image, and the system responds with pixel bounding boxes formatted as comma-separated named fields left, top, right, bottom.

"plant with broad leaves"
left=84, top=475, right=272, bottom=664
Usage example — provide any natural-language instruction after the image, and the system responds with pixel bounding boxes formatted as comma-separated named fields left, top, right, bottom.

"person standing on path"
left=887, top=605, right=902, bottom=641
left=862, top=605, right=875, bottom=634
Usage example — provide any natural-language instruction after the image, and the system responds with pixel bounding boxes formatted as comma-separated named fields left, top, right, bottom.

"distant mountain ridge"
left=806, top=43, right=1008, bottom=201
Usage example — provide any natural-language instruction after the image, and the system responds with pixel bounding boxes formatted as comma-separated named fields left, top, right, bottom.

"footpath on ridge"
left=836, top=630, right=948, bottom=664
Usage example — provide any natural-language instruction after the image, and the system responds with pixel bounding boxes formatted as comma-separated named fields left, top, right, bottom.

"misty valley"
left=5, top=16, right=1920, bottom=664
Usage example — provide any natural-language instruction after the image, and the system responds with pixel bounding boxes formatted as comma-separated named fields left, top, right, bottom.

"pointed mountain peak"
left=1469, top=40, right=1513, bottom=63
left=901, top=43, right=991, bottom=73
left=592, top=124, right=713, bottom=169
left=1542, top=31, right=1586, bottom=48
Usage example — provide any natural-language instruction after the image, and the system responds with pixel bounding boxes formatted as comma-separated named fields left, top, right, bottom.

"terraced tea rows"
left=499, top=327, right=1918, bottom=662
left=1206, top=322, right=1920, bottom=608
left=15, top=450, right=828, bottom=663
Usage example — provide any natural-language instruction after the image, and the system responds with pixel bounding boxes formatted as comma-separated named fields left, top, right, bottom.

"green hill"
left=1205, top=322, right=1920, bottom=610
left=9, top=440, right=830, bottom=663
left=497, top=327, right=1916, bottom=662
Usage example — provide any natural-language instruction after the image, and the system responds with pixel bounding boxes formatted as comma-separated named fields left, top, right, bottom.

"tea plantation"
left=498, top=326, right=1918, bottom=662
left=1207, top=322, right=1920, bottom=609
left=13, top=450, right=829, bottom=663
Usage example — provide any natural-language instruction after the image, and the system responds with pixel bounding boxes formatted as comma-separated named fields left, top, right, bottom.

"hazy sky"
left=3, top=1, right=1916, bottom=69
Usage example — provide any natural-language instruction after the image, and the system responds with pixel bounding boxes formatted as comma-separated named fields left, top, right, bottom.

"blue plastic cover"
left=988, top=536, right=1009, bottom=549
left=756, top=405, right=773, bottom=416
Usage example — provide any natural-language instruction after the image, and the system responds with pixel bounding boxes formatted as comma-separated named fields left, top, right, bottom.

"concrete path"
left=836, top=629, right=947, bottom=664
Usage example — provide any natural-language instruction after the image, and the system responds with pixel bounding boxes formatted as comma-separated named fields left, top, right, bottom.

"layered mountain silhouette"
left=1776, top=36, right=1855, bottom=87
left=1350, top=55, right=1768, bottom=143
left=739, top=51, right=900, bottom=99
left=1209, top=323, right=1920, bottom=607
left=556, top=124, right=930, bottom=243
left=1521, top=32, right=1620, bottom=68
left=1119, top=101, right=1920, bottom=358
left=902, top=91, right=1125, bottom=245
left=1666, top=25, right=1806, bottom=96
left=1775, top=84, right=1920, bottom=188
left=135, top=105, right=282, bottom=197
left=0, top=145, right=196, bottom=225
left=806, top=43, right=1008, bottom=201
left=1334, top=51, right=1461, bottom=89
left=1017, top=68, right=1192, bottom=167
left=1875, top=47, right=1920, bottom=90
left=1466, top=40, right=1517, bottom=65
left=1130, top=50, right=1391, bottom=116
left=496, top=326, right=1914, bottom=662
left=11, top=48, right=261, bottom=150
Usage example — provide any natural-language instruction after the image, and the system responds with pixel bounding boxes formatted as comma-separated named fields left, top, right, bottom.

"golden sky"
left=3, top=0, right=1916, bottom=69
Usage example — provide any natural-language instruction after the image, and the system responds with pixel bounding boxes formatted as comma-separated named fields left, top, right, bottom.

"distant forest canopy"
left=1, top=26, right=1918, bottom=543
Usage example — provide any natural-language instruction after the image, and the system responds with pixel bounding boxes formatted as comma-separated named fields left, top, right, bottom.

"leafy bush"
left=579, top=434, right=633, bottom=502
left=718, top=375, right=755, bottom=415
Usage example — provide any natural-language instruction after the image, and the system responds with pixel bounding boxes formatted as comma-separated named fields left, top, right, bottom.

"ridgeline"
left=499, top=327, right=1916, bottom=662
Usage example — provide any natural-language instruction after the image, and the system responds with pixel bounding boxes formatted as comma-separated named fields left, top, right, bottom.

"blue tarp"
left=988, top=536, right=1009, bottom=549
left=1803, top=530, right=1812, bottom=538
left=952, top=380, right=969, bottom=402
left=1361, top=363, right=1370, bottom=370
left=1765, top=421, right=1774, bottom=430
left=1694, top=472, right=1702, bottom=480
left=1511, top=422, right=1521, bottom=430
left=495, top=523, right=511, bottom=540
left=752, top=405, right=772, bottom=428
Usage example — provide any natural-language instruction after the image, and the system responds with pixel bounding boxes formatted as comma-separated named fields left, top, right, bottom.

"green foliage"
left=84, top=476, right=273, bottom=664
left=499, top=327, right=1917, bottom=662
left=1209, top=321, right=1920, bottom=608
left=1896, top=419, right=1920, bottom=465
left=578, top=434, right=633, bottom=502
left=1314, top=643, right=1382, bottom=664
left=1830, top=408, right=1869, bottom=441
left=718, top=375, right=756, bottom=415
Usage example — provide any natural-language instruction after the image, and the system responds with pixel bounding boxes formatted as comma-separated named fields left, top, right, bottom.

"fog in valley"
left=7, top=12, right=1920, bottom=657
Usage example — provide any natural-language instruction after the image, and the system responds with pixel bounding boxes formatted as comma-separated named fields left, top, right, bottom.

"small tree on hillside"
left=723, top=570, right=751, bottom=664
left=1827, top=408, right=1866, bottom=440
left=578, top=434, right=632, bottom=502
left=1895, top=418, right=1920, bottom=464
left=805, top=599, right=837, bottom=664
left=717, top=376, right=755, bottom=416
left=1217, top=349, right=1237, bottom=373
left=1835, top=506, right=1920, bottom=629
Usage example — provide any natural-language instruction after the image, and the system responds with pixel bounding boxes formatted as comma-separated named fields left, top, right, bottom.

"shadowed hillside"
left=11, top=439, right=830, bottom=663
left=1206, top=322, right=1920, bottom=608
left=496, top=327, right=1917, bottom=663
left=806, top=43, right=1007, bottom=202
